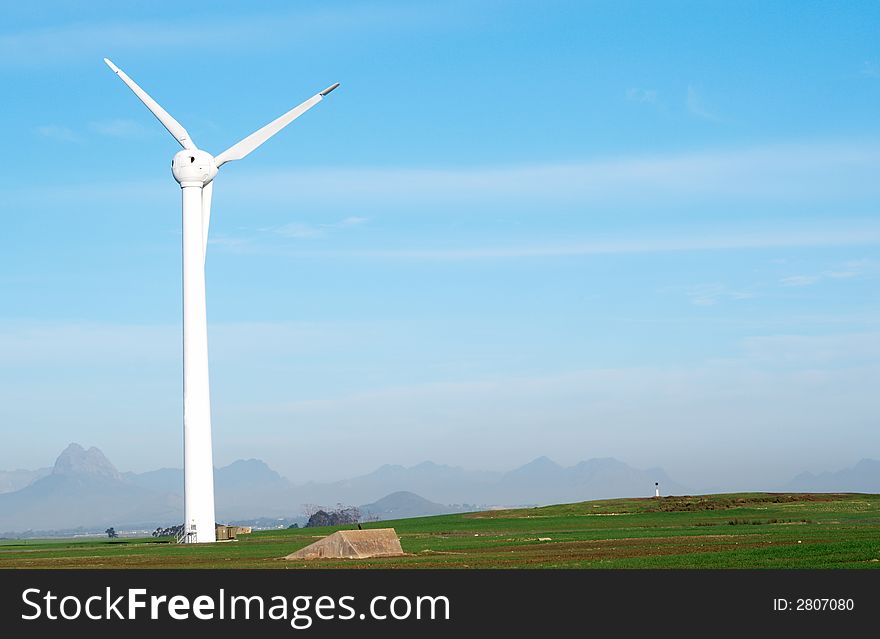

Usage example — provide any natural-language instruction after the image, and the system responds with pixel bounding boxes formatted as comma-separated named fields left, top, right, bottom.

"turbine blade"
left=103, top=58, right=196, bottom=150
left=214, top=83, right=339, bottom=167
left=201, top=180, right=213, bottom=262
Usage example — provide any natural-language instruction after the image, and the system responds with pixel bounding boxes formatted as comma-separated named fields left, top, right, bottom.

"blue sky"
left=1, top=1, right=878, bottom=490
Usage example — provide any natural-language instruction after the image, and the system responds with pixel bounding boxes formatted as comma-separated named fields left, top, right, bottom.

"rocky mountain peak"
left=52, top=443, right=122, bottom=481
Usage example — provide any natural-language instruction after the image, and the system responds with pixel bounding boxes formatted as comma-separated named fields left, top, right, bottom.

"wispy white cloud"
left=216, top=139, right=880, bottom=208
left=267, top=216, right=368, bottom=239
left=256, top=226, right=880, bottom=261
left=0, top=5, right=457, bottom=68
left=0, top=320, right=345, bottom=369
left=861, top=61, right=880, bottom=78
left=35, top=119, right=151, bottom=143
left=626, top=87, right=658, bottom=103
left=35, top=124, right=80, bottom=143
left=742, top=332, right=880, bottom=366
left=230, top=331, right=880, bottom=483
left=207, top=224, right=880, bottom=261
left=0, top=21, right=205, bottom=68
left=684, top=283, right=754, bottom=307
left=825, top=260, right=869, bottom=279
left=207, top=236, right=254, bottom=251
left=779, top=259, right=877, bottom=287
left=1, top=320, right=877, bottom=484
left=686, top=85, right=723, bottom=122
left=272, top=224, right=324, bottom=239
left=780, top=275, right=820, bottom=287
left=88, top=118, right=150, bottom=138
left=14, top=138, right=880, bottom=209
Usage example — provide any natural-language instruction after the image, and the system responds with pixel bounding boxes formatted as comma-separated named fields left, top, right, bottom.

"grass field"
left=2, top=493, right=879, bottom=569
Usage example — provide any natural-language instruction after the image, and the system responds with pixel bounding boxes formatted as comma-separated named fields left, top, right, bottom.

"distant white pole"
left=181, top=181, right=216, bottom=543
left=654, top=482, right=660, bottom=498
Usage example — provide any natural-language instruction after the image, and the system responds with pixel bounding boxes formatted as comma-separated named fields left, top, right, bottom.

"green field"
left=2, top=493, right=879, bottom=569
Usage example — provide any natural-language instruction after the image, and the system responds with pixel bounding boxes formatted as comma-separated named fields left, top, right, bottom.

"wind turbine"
left=104, top=58, right=339, bottom=543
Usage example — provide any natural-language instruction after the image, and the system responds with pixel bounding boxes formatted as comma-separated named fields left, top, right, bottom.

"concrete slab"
left=283, top=528, right=404, bottom=560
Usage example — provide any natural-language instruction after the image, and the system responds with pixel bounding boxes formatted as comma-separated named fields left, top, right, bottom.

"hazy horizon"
left=1, top=2, right=878, bottom=493
left=3, top=438, right=876, bottom=496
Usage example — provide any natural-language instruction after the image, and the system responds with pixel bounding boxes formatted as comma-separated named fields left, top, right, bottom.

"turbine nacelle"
left=172, top=149, right=218, bottom=188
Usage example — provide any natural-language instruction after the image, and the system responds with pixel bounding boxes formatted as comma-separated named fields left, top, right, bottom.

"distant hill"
left=215, top=458, right=287, bottom=491
left=124, top=467, right=182, bottom=494
left=494, top=456, right=687, bottom=504
left=0, top=444, right=179, bottom=532
left=124, top=458, right=293, bottom=520
left=301, top=461, right=500, bottom=506
left=360, top=491, right=453, bottom=520
left=0, top=467, right=50, bottom=494
left=213, top=459, right=292, bottom=520
left=784, top=459, right=880, bottom=493
left=0, top=444, right=687, bottom=535
left=300, top=457, right=682, bottom=506
left=52, top=443, right=122, bottom=480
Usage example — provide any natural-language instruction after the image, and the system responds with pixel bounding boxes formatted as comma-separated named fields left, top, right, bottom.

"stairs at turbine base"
left=283, top=528, right=404, bottom=560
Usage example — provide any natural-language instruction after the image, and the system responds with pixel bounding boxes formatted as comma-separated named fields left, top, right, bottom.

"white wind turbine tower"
left=104, top=58, right=339, bottom=543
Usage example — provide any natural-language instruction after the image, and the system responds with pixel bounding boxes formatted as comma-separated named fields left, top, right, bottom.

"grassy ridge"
left=1, top=493, right=879, bottom=569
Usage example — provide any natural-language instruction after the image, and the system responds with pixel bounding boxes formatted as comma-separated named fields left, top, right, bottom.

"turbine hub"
left=172, top=149, right=217, bottom=187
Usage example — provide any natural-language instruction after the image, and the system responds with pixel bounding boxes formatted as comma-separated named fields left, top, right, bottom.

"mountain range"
left=3, top=444, right=878, bottom=536
left=783, top=459, right=880, bottom=493
left=360, top=491, right=453, bottom=520
left=0, top=467, right=50, bottom=494
left=0, top=443, right=685, bottom=535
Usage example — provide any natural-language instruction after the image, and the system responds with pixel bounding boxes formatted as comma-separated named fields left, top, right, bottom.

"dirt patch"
left=651, top=494, right=847, bottom=513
